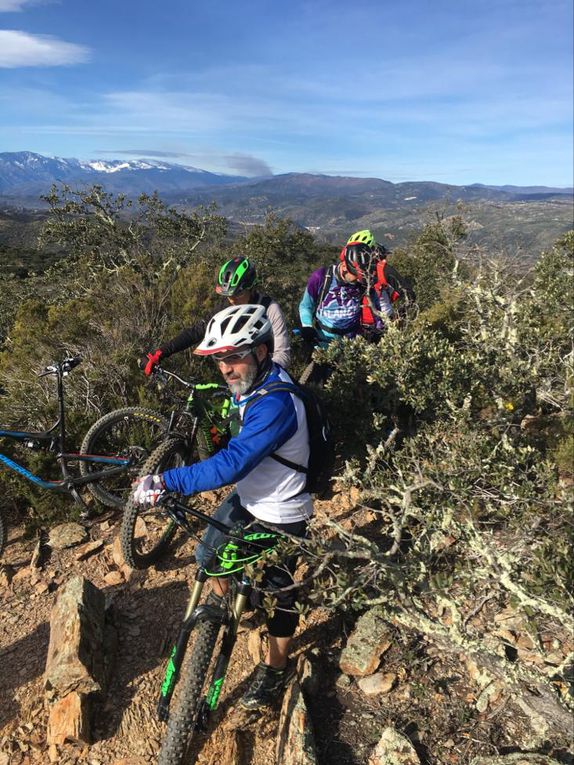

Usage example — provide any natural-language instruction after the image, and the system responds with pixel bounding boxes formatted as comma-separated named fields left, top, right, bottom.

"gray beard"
left=226, top=364, right=258, bottom=396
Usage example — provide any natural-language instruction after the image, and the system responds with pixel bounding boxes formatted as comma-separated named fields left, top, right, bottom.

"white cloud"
left=0, top=0, right=39, bottom=10
left=0, top=30, right=90, bottom=67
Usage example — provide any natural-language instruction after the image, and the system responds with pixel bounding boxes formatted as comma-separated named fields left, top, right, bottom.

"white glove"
left=132, top=474, right=165, bottom=506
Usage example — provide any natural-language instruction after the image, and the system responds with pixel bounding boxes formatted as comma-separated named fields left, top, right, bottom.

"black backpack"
left=243, top=380, right=335, bottom=498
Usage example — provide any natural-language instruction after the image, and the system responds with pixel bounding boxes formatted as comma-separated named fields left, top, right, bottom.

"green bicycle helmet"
left=216, top=257, right=257, bottom=296
left=347, top=229, right=376, bottom=247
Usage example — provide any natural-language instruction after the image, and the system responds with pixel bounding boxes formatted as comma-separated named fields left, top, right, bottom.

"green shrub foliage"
left=0, top=192, right=572, bottom=742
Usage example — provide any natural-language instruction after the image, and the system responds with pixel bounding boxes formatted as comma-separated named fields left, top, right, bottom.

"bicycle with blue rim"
left=0, top=356, right=145, bottom=546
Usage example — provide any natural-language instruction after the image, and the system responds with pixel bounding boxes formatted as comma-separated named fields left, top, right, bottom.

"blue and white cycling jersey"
left=162, top=365, right=312, bottom=525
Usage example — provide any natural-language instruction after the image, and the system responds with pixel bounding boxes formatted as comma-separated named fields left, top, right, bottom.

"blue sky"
left=0, top=0, right=572, bottom=186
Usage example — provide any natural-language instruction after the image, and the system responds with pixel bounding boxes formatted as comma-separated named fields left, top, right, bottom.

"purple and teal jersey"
left=299, top=266, right=364, bottom=343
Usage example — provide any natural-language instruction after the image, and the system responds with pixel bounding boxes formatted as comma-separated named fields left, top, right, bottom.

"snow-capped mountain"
left=0, top=152, right=249, bottom=196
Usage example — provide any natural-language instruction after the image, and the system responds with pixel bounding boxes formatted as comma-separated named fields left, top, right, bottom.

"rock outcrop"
left=44, top=575, right=107, bottom=744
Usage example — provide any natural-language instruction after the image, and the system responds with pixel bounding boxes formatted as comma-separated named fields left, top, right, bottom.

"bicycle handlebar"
left=157, top=495, right=283, bottom=552
left=38, top=356, right=83, bottom=378
left=152, top=365, right=228, bottom=395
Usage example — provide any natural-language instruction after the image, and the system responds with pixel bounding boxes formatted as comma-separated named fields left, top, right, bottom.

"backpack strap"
left=376, top=260, right=389, bottom=288
left=242, top=381, right=308, bottom=474
left=315, top=265, right=336, bottom=314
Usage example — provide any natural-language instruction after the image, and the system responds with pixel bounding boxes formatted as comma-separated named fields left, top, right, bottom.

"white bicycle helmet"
left=194, top=304, right=273, bottom=356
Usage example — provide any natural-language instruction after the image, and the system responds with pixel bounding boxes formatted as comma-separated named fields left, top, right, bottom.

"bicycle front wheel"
left=80, top=407, right=169, bottom=508
left=298, top=359, right=316, bottom=385
left=120, top=438, right=188, bottom=569
left=158, top=618, right=221, bottom=765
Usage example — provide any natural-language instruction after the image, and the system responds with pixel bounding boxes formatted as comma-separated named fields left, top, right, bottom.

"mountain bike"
left=79, top=406, right=169, bottom=507
left=151, top=496, right=293, bottom=765
left=0, top=357, right=144, bottom=534
left=118, top=366, right=232, bottom=568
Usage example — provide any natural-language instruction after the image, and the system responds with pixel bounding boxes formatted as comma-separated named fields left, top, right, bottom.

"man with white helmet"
left=132, top=303, right=312, bottom=709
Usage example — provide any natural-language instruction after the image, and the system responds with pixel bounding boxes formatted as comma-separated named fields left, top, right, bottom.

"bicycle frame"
left=155, top=498, right=282, bottom=724
left=0, top=358, right=134, bottom=508
left=154, top=367, right=231, bottom=458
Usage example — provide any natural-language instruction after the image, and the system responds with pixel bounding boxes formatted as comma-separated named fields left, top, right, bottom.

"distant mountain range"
left=0, top=151, right=571, bottom=204
left=1, top=152, right=572, bottom=256
left=0, top=151, right=249, bottom=196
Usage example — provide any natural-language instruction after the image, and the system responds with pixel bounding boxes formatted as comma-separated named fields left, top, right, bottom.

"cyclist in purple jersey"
left=299, top=243, right=391, bottom=346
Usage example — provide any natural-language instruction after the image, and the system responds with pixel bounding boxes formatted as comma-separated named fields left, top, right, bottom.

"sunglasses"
left=211, top=348, right=254, bottom=365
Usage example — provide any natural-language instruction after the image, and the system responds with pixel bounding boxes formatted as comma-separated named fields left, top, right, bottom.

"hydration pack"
left=243, top=380, right=335, bottom=497
left=361, top=260, right=416, bottom=326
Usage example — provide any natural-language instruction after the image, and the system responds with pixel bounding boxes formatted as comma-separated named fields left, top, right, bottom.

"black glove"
left=299, top=326, right=317, bottom=343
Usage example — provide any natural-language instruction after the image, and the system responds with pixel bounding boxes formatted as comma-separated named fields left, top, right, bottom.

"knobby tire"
left=0, top=509, right=5, bottom=557
left=298, top=360, right=316, bottom=386
left=120, top=438, right=187, bottom=569
left=80, top=407, right=169, bottom=508
left=157, top=618, right=221, bottom=765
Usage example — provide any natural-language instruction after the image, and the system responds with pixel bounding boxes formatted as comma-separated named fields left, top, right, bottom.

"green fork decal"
left=161, top=646, right=177, bottom=696
left=206, top=676, right=225, bottom=709
left=244, top=532, right=277, bottom=541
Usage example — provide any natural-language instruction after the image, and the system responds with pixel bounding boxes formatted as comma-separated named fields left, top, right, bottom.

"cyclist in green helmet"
left=346, top=229, right=377, bottom=247
left=346, top=231, right=416, bottom=335
left=141, top=256, right=291, bottom=373
left=216, top=256, right=257, bottom=300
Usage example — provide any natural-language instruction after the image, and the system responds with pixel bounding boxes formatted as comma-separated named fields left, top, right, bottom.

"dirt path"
left=0, top=491, right=346, bottom=765
left=2, top=487, right=569, bottom=765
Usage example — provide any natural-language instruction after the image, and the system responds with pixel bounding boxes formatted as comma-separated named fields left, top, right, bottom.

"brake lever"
left=38, top=366, right=57, bottom=378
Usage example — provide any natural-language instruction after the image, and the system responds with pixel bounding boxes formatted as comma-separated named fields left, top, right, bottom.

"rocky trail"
left=0, top=487, right=571, bottom=765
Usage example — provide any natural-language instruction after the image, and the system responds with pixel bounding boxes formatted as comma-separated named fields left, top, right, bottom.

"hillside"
left=0, top=201, right=572, bottom=765
left=1, top=196, right=572, bottom=276
left=1, top=153, right=572, bottom=264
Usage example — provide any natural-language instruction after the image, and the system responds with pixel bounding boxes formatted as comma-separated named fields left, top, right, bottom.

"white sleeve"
left=266, top=300, right=291, bottom=369
left=378, top=288, right=394, bottom=317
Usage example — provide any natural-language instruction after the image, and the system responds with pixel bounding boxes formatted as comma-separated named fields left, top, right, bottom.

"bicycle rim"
left=80, top=407, right=168, bottom=508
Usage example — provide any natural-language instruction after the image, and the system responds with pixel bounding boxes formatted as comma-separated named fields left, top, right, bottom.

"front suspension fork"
left=157, top=577, right=250, bottom=722
left=202, top=587, right=250, bottom=715
left=157, top=576, right=210, bottom=721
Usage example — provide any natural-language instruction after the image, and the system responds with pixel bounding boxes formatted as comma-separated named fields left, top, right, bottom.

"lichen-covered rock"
left=44, top=575, right=106, bottom=698
left=368, top=727, right=420, bottom=765
left=339, top=607, right=392, bottom=676
left=276, top=677, right=317, bottom=764
left=48, top=522, right=88, bottom=550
